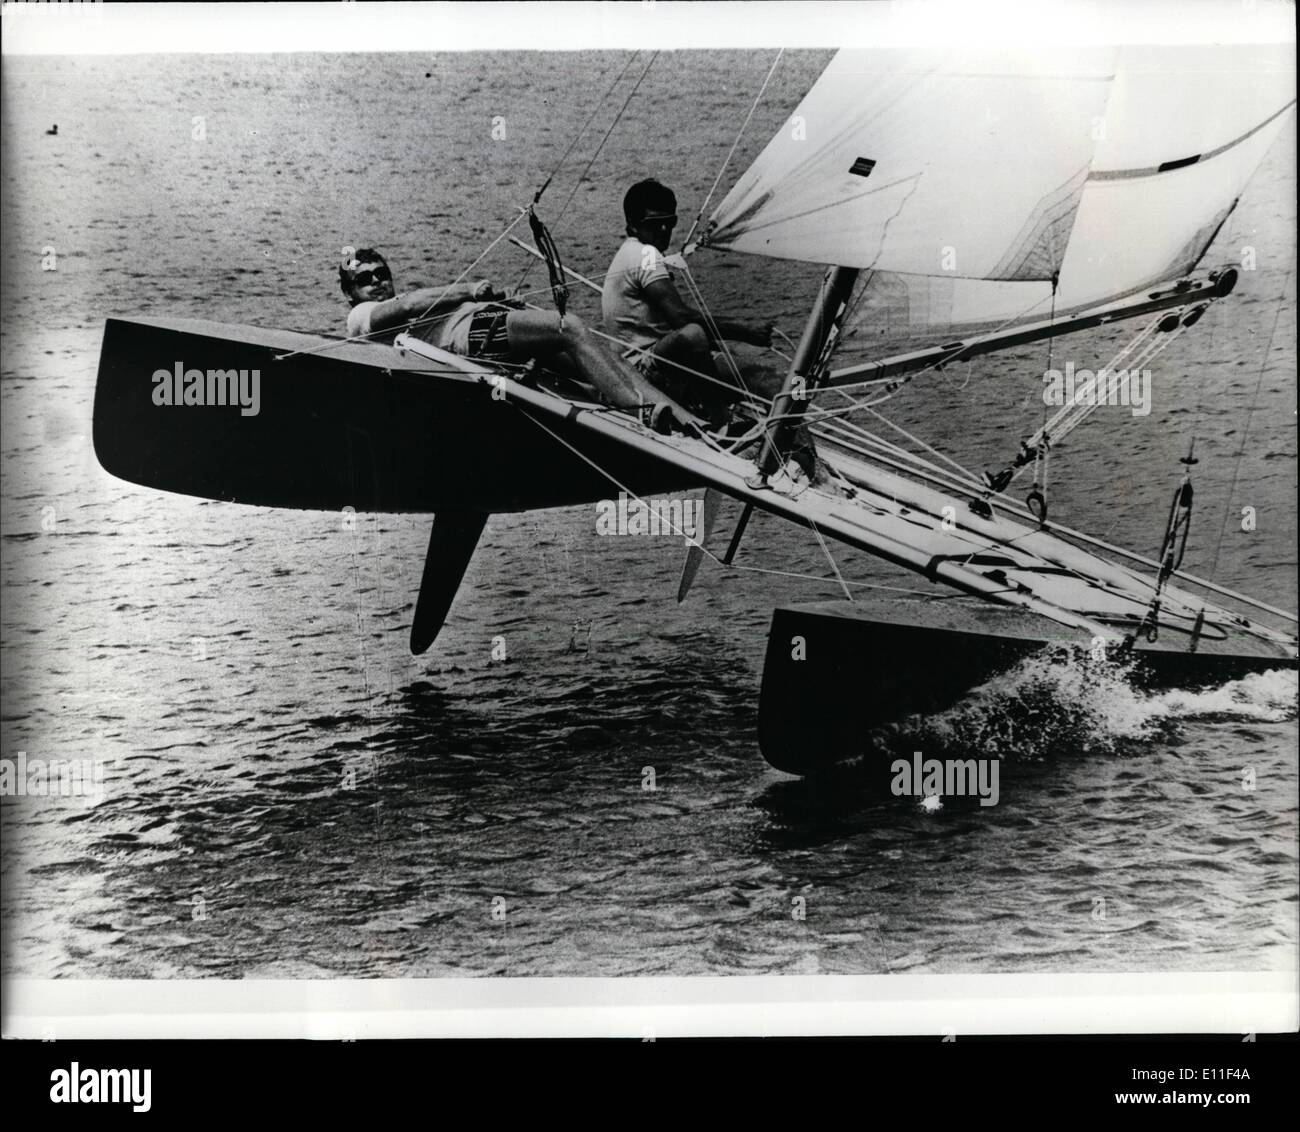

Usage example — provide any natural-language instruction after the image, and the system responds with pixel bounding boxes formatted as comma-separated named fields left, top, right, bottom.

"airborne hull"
left=93, top=316, right=697, bottom=514
left=758, top=598, right=1297, bottom=775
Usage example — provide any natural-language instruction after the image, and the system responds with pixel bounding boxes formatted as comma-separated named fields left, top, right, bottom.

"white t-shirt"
left=346, top=301, right=382, bottom=340
left=601, top=237, right=674, bottom=354
left=346, top=300, right=480, bottom=352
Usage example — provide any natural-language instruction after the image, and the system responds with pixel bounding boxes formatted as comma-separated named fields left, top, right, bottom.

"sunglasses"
left=352, top=268, right=391, bottom=287
left=640, top=213, right=678, bottom=228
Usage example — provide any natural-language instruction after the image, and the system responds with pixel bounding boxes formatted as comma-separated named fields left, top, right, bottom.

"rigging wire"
left=512, top=401, right=877, bottom=599
left=812, top=420, right=986, bottom=496
left=1207, top=267, right=1293, bottom=581
left=974, top=313, right=1195, bottom=505
left=533, top=53, right=641, bottom=207
left=553, top=50, right=660, bottom=222
left=297, top=52, right=692, bottom=370
left=510, top=391, right=1233, bottom=640
left=682, top=48, right=786, bottom=251
left=858, top=399, right=981, bottom=484
left=510, top=252, right=1290, bottom=638
left=673, top=258, right=753, bottom=401
left=515, top=51, right=657, bottom=295
left=789, top=383, right=1287, bottom=636
left=506, top=239, right=770, bottom=417
left=806, top=517, right=855, bottom=602
left=289, top=54, right=659, bottom=364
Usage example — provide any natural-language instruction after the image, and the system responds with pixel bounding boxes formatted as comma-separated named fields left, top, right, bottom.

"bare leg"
left=650, top=325, right=781, bottom=429
left=505, top=310, right=705, bottom=426
left=648, top=324, right=720, bottom=407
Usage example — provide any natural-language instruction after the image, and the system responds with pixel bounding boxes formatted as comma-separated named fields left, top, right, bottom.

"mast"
left=752, top=265, right=859, bottom=483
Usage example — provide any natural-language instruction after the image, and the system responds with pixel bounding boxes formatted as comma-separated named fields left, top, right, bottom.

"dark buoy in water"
left=46, top=124, right=58, bottom=136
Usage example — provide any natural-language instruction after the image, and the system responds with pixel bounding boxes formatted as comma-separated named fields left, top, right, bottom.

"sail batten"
left=1089, top=97, right=1296, bottom=181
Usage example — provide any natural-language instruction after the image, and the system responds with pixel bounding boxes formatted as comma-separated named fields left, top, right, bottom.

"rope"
left=527, top=207, right=568, bottom=320
left=975, top=311, right=1194, bottom=503
left=859, top=402, right=981, bottom=484
left=1035, top=318, right=1169, bottom=446
left=793, top=403, right=1226, bottom=626
left=800, top=410, right=1294, bottom=627
left=807, top=517, right=854, bottom=602
left=518, top=295, right=749, bottom=410
left=402, top=210, right=531, bottom=337
left=813, top=420, right=988, bottom=498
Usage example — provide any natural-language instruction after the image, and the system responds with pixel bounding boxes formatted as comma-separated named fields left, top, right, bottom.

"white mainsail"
left=704, top=44, right=1296, bottom=338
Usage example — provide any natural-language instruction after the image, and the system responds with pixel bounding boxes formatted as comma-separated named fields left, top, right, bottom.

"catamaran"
left=92, top=45, right=1298, bottom=775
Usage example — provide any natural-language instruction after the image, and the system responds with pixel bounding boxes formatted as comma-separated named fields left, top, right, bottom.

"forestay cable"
left=683, top=48, right=785, bottom=252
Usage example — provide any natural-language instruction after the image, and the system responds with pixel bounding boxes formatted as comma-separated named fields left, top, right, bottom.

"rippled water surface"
left=1, top=51, right=1296, bottom=978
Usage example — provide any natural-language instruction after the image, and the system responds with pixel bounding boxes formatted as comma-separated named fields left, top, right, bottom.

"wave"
left=876, top=650, right=1297, bottom=762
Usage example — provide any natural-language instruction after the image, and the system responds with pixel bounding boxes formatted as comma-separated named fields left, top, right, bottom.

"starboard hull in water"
left=758, top=598, right=1297, bottom=775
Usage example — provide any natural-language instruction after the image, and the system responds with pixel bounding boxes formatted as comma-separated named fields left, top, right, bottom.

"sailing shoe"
left=788, top=424, right=824, bottom=484
left=652, top=404, right=678, bottom=435
left=641, top=403, right=707, bottom=437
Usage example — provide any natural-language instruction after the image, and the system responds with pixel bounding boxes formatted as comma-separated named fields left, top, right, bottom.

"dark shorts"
left=467, top=301, right=525, bottom=360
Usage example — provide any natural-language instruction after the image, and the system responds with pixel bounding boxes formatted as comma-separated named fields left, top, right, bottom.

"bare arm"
left=642, top=278, right=772, bottom=349
left=368, top=280, right=504, bottom=333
